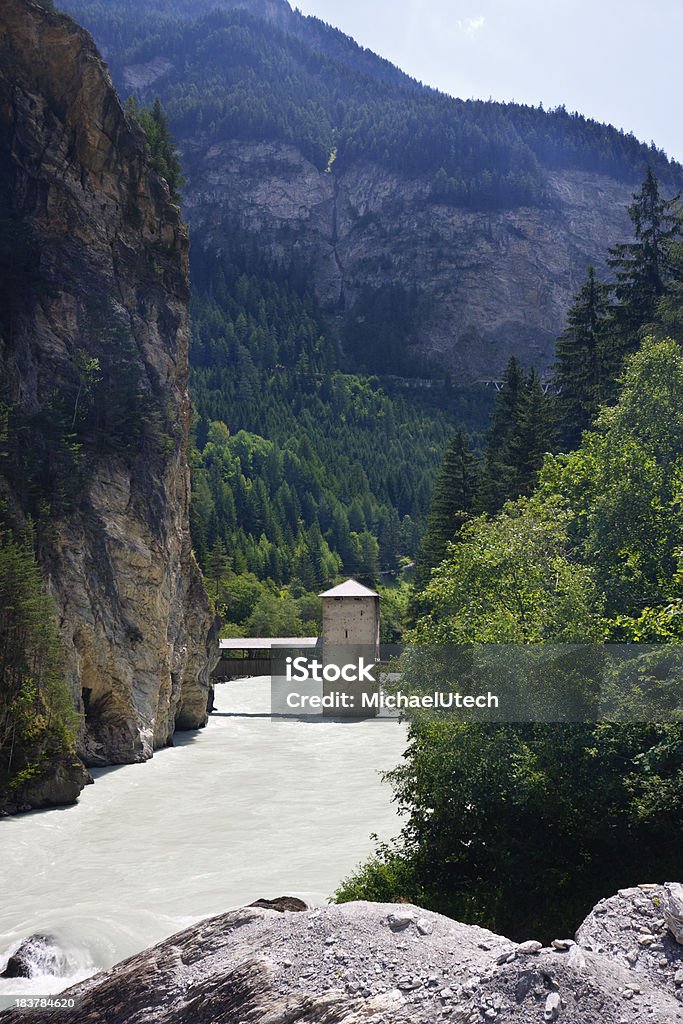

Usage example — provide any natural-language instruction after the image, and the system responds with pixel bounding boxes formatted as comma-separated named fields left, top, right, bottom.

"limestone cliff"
left=0, top=0, right=217, bottom=803
left=55, top=0, right=683, bottom=378
left=186, top=141, right=634, bottom=375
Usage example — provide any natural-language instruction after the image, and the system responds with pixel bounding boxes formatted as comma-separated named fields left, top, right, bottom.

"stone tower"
left=319, top=578, right=380, bottom=651
left=318, top=579, right=380, bottom=715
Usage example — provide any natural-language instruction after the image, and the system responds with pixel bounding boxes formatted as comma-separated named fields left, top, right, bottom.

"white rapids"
left=0, top=677, right=407, bottom=1008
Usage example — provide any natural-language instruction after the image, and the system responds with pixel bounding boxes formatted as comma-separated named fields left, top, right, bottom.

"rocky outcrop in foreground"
left=0, top=0, right=217, bottom=810
left=3, top=885, right=682, bottom=1023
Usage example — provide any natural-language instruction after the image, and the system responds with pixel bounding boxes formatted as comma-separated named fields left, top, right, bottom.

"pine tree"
left=127, top=97, right=185, bottom=203
left=506, top=370, right=554, bottom=496
left=0, top=529, right=77, bottom=796
left=357, top=530, right=381, bottom=583
left=654, top=233, right=683, bottom=341
left=475, top=356, right=524, bottom=514
left=414, top=430, right=479, bottom=589
left=378, top=506, right=401, bottom=573
left=554, top=266, right=612, bottom=449
left=607, top=167, right=680, bottom=352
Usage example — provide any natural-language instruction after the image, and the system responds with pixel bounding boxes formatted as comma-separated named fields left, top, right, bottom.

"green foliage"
left=341, top=279, right=683, bottom=937
left=475, top=358, right=555, bottom=515
left=188, top=252, right=487, bottom=623
left=206, top=569, right=322, bottom=638
left=554, top=266, right=613, bottom=449
left=340, top=340, right=683, bottom=936
left=414, top=496, right=602, bottom=644
left=342, top=285, right=428, bottom=375
left=413, top=430, right=478, bottom=591
left=377, top=582, right=411, bottom=644
left=126, top=96, right=185, bottom=203
left=70, top=348, right=101, bottom=430
left=541, top=335, right=683, bottom=619
left=503, top=369, right=555, bottom=497
left=333, top=838, right=420, bottom=905
left=336, top=722, right=683, bottom=940
left=553, top=170, right=683, bottom=445
left=0, top=528, right=78, bottom=803
left=608, top=167, right=681, bottom=347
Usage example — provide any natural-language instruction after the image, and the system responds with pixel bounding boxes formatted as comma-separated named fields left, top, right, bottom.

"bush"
left=0, top=528, right=78, bottom=803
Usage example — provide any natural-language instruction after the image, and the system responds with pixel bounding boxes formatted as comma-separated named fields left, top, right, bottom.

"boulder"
left=247, top=896, right=308, bottom=913
left=1, top=935, right=62, bottom=979
left=665, top=883, right=683, bottom=944
left=2, top=893, right=682, bottom=1022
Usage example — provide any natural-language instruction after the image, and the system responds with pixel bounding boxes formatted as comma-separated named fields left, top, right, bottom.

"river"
left=0, top=677, right=407, bottom=1008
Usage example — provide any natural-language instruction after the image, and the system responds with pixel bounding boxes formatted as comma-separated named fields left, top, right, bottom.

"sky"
left=292, top=0, right=683, bottom=165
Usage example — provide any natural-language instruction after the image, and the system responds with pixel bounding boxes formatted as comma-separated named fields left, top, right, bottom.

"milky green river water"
left=0, top=677, right=407, bottom=1007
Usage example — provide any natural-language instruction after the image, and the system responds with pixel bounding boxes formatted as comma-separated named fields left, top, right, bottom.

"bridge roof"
left=219, top=637, right=319, bottom=650
left=319, top=579, right=379, bottom=598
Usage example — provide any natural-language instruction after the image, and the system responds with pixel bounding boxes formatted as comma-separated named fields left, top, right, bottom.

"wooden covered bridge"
left=212, top=636, right=320, bottom=681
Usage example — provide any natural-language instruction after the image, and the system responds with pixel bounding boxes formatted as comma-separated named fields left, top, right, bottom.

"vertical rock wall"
left=0, top=0, right=218, bottom=780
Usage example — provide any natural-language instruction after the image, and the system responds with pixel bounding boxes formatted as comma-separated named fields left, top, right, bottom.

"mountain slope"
left=59, top=0, right=683, bottom=375
left=0, top=0, right=216, bottom=809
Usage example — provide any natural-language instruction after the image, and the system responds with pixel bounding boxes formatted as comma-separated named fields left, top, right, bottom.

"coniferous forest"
left=188, top=247, right=488, bottom=636
left=54, top=0, right=683, bottom=639
left=131, top=73, right=683, bottom=940
left=58, top=0, right=682, bottom=205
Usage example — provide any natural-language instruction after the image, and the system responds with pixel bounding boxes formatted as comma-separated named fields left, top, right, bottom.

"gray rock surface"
left=4, top=755, right=93, bottom=815
left=67, top=0, right=663, bottom=378
left=184, top=139, right=636, bottom=376
left=2, top=889, right=682, bottom=1023
left=576, top=883, right=683, bottom=998
left=664, top=884, right=683, bottom=945
left=0, top=0, right=218, bottom=808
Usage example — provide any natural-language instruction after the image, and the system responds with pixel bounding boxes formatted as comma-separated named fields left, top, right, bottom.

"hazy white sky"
left=293, top=0, right=683, bottom=164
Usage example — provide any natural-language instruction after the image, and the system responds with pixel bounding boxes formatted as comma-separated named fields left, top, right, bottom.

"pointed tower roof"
left=319, top=578, right=379, bottom=598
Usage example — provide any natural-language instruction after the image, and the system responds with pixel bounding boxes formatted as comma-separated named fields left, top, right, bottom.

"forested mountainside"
left=187, top=242, right=489, bottom=628
left=0, top=0, right=216, bottom=813
left=59, top=0, right=683, bottom=377
left=53, top=0, right=683, bottom=628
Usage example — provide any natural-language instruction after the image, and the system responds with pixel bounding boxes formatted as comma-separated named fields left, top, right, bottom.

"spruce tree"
left=475, top=356, right=524, bottom=514
left=414, top=430, right=478, bottom=589
left=127, top=97, right=185, bottom=203
left=654, top=233, right=683, bottom=341
left=607, top=167, right=679, bottom=353
left=506, top=369, right=554, bottom=497
left=554, top=266, right=612, bottom=449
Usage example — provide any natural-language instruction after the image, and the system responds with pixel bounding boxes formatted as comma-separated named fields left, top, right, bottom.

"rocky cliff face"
left=0, top=0, right=217, bottom=799
left=56, top=0, right=680, bottom=379
left=3, top=887, right=682, bottom=1022
left=185, top=140, right=633, bottom=375
left=55, top=0, right=683, bottom=379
